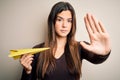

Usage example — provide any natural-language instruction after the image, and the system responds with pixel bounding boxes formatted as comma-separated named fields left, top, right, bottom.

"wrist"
left=24, top=67, right=32, bottom=74
left=26, top=70, right=31, bottom=74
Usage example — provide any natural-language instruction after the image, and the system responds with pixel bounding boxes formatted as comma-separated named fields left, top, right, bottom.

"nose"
left=63, top=20, right=67, bottom=28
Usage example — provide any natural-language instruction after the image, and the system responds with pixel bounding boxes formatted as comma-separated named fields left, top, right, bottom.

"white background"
left=0, top=0, right=120, bottom=80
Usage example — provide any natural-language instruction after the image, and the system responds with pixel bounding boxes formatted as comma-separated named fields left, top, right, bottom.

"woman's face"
left=55, top=10, right=72, bottom=38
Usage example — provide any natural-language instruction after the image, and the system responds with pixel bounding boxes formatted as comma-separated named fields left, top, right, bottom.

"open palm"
left=80, top=13, right=111, bottom=55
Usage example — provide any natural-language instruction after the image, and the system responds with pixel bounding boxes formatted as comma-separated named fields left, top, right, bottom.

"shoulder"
left=32, top=42, right=45, bottom=58
left=33, top=42, right=45, bottom=48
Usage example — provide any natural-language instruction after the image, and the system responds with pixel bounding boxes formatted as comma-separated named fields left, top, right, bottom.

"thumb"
left=80, top=41, right=91, bottom=50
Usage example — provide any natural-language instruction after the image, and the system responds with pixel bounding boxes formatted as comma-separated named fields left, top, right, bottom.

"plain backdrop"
left=0, top=0, right=120, bottom=80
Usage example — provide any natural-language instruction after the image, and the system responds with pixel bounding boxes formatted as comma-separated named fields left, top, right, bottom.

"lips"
left=60, top=30, right=67, bottom=33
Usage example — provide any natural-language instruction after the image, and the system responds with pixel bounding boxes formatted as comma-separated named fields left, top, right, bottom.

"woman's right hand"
left=20, top=54, right=34, bottom=74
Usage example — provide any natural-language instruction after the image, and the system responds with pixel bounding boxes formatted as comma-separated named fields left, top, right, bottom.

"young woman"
left=20, top=1, right=111, bottom=80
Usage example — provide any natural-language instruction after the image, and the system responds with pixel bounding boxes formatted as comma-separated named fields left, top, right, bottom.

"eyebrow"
left=57, top=16, right=72, bottom=20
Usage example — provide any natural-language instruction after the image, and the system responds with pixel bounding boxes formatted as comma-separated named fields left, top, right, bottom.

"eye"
left=56, top=18, right=62, bottom=21
left=67, top=19, right=72, bottom=23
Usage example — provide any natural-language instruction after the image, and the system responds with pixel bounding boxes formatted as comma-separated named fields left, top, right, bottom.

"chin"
left=61, top=34, right=68, bottom=38
left=57, top=34, right=68, bottom=38
left=56, top=32, right=69, bottom=38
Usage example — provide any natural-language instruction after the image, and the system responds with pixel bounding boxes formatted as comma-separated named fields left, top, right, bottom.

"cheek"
left=55, top=22, right=62, bottom=31
left=55, top=21, right=62, bottom=28
left=54, top=24, right=60, bottom=33
left=68, top=25, right=72, bottom=31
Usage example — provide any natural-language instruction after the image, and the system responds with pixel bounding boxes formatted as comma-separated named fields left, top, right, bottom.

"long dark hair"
left=37, top=1, right=81, bottom=80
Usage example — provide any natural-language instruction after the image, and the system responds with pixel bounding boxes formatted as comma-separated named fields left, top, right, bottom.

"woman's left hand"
left=80, top=13, right=111, bottom=55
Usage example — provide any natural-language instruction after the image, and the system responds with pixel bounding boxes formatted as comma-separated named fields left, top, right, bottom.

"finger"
left=98, top=21, right=106, bottom=33
left=24, top=57, right=33, bottom=65
left=20, top=54, right=26, bottom=64
left=84, top=15, right=93, bottom=33
left=84, top=15, right=93, bottom=40
left=20, top=54, right=34, bottom=66
left=91, top=14, right=102, bottom=33
left=87, top=13, right=97, bottom=33
left=21, top=57, right=33, bottom=69
left=20, top=54, right=27, bottom=60
left=27, top=61, right=33, bottom=68
left=24, top=59, right=33, bottom=68
left=21, top=54, right=33, bottom=60
left=22, top=55, right=34, bottom=65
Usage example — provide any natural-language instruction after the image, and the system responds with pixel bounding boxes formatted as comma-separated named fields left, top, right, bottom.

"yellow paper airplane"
left=8, top=48, right=50, bottom=60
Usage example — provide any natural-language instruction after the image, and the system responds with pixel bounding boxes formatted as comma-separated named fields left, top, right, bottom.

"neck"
left=56, top=36, right=67, bottom=48
left=53, top=36, right=67, bottom=59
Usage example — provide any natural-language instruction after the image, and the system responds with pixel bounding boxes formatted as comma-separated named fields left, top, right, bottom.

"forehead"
left=57, top=10, right=72, bottom=18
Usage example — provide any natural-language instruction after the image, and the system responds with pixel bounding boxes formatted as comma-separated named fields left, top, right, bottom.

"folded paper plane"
left=8, top=48, right=50, bottom=60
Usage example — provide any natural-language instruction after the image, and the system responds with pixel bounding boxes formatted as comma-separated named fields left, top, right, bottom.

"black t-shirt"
left=21, top=42, right=110, bottom=80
